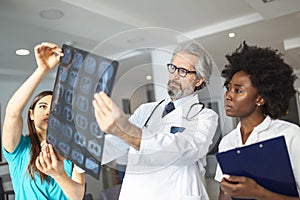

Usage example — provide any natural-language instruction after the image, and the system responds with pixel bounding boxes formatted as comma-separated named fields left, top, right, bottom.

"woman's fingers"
left=40, top=140, right=47, bottom=148
left=35, top=42, right=63, bottom=57
left=42, top=146, right=51, bottom=164
left=34, top=42, right=64, bottom=71
left=48, top=144, right=59, bottom=164
left=38, top=152, right=47, bottom=169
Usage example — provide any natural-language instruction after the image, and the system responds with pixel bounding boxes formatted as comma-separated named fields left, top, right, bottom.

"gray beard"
left=167, top=80, right=195, bottom=100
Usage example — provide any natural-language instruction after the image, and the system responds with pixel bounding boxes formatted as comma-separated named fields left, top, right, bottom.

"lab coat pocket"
left=170, top=126, right=185, bottom=134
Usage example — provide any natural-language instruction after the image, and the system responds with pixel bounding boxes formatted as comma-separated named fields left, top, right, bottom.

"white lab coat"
left=103, top=94, right=218, bottom=200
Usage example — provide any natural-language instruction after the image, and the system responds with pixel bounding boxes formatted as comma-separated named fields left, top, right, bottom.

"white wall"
left=151, top=47, right=172, bottom=101
left=112, top=54, right=153, bottom=113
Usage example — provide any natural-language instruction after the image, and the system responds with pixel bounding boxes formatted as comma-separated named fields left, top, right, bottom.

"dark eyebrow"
left=37, top=102, right=49, bottom=105
left=233, top=83, right=243, bottom=87
left=226, top=82, right=244, bottom=88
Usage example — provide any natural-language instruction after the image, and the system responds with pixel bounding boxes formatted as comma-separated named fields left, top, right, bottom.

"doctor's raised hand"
left=93, top=92, right=142, bottom=150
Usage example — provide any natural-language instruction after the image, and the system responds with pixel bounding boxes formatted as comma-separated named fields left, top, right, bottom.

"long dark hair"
left=26, top=90, right=53, bottom=182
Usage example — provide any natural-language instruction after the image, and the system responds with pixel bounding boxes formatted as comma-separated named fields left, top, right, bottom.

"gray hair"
left=171, top=41, right=215, bottom=90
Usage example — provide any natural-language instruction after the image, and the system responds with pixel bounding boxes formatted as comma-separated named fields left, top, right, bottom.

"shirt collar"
left=166, top=93, right=197, bottom=108
left=254, top=115, right=272, bottom=132
left=236, top=116, right=271, bottom=133
left=235, top=115, right=272, bottom=145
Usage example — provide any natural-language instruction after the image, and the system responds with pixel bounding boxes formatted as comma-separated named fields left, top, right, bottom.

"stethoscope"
left=143, top=99, right=205, bottom=127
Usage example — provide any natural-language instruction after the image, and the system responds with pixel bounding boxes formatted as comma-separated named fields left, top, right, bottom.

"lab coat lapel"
left=146, top=95, right=199, bottom=132
left=162, top=106, right=182, bottom=124
left=162, top=95, right=199, bottom=124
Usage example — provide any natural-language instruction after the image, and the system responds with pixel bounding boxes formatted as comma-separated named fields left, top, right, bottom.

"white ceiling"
left=1, top=0, right=300, bottom=87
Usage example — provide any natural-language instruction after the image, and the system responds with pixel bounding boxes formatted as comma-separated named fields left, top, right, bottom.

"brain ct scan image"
left=47, top=44, right=118, bottom=179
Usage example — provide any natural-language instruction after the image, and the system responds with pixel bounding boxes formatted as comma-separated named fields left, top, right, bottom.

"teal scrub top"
left=3, top=135, right=73, bottom=200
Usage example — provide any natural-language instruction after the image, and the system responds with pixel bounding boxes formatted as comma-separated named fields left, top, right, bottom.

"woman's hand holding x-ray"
left=36, top=141, right=65, bottom=179
left=34, top=42, right=64, bottom=73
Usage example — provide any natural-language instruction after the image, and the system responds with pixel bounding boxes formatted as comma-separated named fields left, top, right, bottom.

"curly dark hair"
left=222, top=41, right=297, bottom=119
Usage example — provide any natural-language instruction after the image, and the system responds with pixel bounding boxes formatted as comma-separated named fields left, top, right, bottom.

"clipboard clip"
left=236, top=143, right=264, bottom=154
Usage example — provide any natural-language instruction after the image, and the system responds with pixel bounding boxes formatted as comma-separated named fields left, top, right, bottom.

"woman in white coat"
left=215, top=42, right=300, bottom=199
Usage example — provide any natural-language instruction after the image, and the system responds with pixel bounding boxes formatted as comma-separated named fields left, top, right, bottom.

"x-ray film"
left=47, top=44, right=118, bottom=179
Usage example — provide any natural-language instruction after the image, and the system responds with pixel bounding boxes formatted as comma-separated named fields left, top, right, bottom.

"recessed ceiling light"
left=146, top=75, right=152, bottom=80
left=39, top=9, right=64, bottom=20
left=228, top=32, right=236, bottom=38
left=16, top=49, right=30, bottom=56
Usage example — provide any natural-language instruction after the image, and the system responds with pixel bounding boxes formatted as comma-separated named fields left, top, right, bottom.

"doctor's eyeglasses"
left=167, top=63, right=197, bottom=77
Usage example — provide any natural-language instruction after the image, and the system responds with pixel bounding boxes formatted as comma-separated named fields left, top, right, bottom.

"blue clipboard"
left=216, top=136, right=299, bottom=199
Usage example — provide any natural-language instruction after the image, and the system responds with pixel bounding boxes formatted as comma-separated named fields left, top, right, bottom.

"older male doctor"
left=93, top=41, right=218, bottom=200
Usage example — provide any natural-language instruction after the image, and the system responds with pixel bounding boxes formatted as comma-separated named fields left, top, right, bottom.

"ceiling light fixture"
left=228, top=32, right=236, bottom=38
left=39, top=9, right=64, bottom=20
left=146, top=75, right=152, bottom=80
left=16, top=49, right=30, bottom=56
